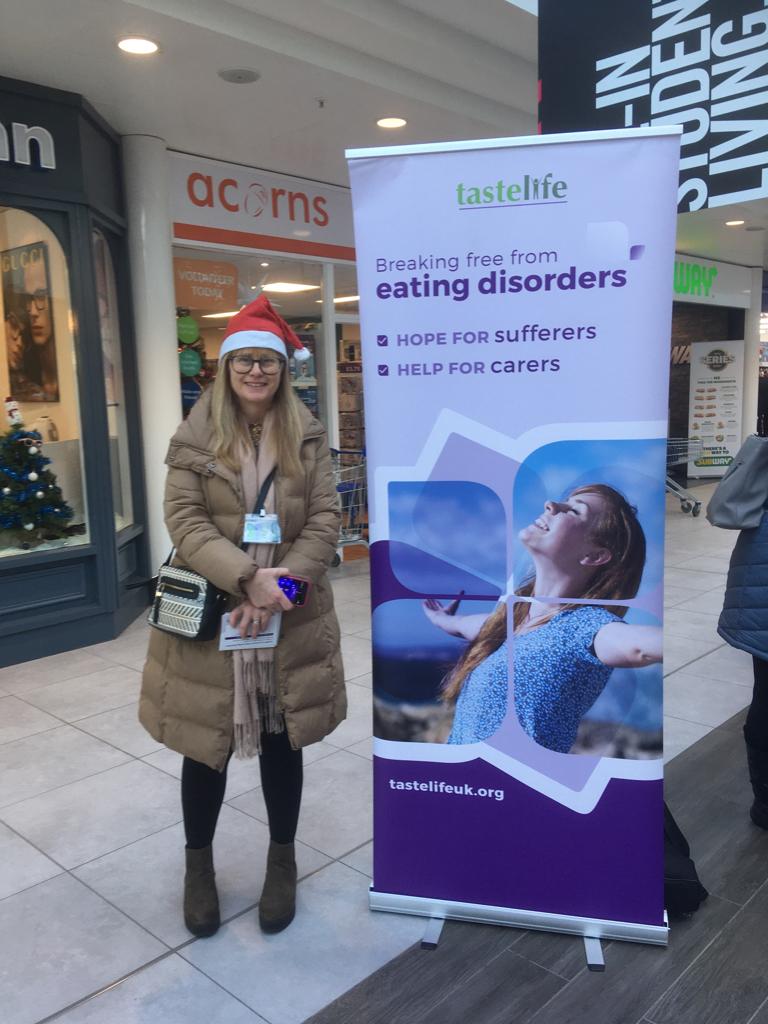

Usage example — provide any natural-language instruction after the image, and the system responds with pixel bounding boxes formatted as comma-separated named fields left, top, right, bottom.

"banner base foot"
left=369, top=889, right=669, bottom=947
left=584, top=936, right=605, bottom=971
left=420, top=916, right=445, bottom=951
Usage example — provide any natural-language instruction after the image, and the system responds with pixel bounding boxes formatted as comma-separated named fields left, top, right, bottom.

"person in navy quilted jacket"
left=719, top=518, right=768, bottom=829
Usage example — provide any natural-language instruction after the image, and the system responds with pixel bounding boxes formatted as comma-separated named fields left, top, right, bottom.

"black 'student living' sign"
left=539, top=0, right=768, bottom=212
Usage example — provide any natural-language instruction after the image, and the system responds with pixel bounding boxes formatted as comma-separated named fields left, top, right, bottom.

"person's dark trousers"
left=744, top=656, right=768, bottom=829
left=182, top=729, right=304, bottom=849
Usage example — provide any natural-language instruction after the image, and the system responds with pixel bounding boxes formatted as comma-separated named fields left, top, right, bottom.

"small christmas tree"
left=0, top=397, right=74, bottom=548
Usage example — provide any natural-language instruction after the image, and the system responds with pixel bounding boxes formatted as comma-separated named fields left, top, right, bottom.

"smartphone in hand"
left=278, top=575, right=311, bottom=607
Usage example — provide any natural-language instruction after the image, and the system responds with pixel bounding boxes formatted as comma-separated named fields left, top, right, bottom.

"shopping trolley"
left=330, top=448, right=368, bottom=563
left=666, top=438, right=704, bottom=516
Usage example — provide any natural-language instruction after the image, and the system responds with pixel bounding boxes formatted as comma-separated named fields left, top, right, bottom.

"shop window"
left=334, top=263, right=362, bottom=452
left=92, top=229, right=133, bottom=530
left=0, top=208, right=88, bottom=557
left=172, top=246, right=324, bottom=420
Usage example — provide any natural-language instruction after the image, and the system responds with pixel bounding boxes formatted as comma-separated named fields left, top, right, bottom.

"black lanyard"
left=253, top=467, right=277, bottom=516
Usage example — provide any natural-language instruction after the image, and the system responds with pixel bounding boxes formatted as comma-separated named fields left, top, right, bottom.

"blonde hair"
left=210, top=348, right=305, bottom=477
left=442, top=484, right=646, bottom=702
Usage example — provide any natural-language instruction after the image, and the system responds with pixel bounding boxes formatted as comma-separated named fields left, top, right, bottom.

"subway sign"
left=672, top=254, right=751, bottom=307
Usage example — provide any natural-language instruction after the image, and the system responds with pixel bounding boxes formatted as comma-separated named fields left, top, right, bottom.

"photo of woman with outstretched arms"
left=423, top=484, right=662, bottom=754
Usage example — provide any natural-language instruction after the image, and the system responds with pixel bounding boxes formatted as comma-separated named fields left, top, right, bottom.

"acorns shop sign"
left=169, top=151, right=355, bottom=261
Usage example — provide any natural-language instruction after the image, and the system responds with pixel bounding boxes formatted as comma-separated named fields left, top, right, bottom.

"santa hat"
left=219, top=295, right=311, bottom=362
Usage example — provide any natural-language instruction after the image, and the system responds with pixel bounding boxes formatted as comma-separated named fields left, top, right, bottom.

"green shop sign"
left=179, top=348, right=202, bottom=377
left=674, top=259, right=718, bottom=299
left=177, top=316, right=199, bottom=345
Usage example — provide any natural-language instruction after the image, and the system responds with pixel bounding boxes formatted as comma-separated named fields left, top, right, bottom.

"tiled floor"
left=0, top=488, right=759, bottom=1024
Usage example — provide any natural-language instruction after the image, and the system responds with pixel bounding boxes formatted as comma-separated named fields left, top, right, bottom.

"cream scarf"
left=233, top=412, right=283, bottom=758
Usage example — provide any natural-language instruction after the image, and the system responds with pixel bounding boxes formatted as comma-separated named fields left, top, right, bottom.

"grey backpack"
left=706, top=434, right=768, bottom=529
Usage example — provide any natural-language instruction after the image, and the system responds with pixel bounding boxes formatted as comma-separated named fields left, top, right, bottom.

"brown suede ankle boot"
left=258, top=840, right=297, bottom=933
left=184, top=845, right=221, bottom=937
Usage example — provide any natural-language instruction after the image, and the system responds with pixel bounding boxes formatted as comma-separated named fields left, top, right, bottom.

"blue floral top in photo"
left=446, top=605, right=623, bottom=753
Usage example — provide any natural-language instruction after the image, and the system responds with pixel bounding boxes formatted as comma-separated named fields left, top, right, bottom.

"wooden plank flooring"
left=306, top=712, right=768, bottom=1024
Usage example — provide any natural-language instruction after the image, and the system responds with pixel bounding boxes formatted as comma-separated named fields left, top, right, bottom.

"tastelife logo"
left=456, top=173, right=568, bottom=208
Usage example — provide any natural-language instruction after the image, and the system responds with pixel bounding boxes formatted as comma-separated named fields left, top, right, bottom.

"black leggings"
left=745, top=656, right=768, bottom=753
left=182, top=729, right=303, bottom=849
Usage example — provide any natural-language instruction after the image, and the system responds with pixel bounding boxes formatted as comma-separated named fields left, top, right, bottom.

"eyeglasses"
left=25, top=289, right=50, bottom=311
left=230, top=354, right=283, bottom=375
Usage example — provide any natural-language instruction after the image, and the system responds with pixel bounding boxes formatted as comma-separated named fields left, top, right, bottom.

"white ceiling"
left=0, top=0, right=536, bottom=186
left=0, top=0, right=765, bottom=272
left=676, top=200, right=768, bottom=274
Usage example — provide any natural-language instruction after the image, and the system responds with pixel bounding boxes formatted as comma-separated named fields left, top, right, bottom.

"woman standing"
left=140, top=297, right=346, bottom=936
left=424, top=484, right=662, bottom=752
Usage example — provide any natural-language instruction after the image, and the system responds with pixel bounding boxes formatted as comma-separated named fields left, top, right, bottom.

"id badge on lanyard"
left=242, top=467, right=280, bottom=544
left=243, top=511, right=281, bottom=544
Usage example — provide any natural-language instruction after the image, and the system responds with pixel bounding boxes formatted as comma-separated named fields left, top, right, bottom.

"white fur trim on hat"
left=219, top=330, right=286, bottom=361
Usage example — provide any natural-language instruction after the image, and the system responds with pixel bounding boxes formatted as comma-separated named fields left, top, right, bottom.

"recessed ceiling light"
left=377, top=117, right=407, bottom=129
left=260, top=261, right=270, bottom=267
left=202, top=310, right=241, bottom=319
left=218, top=68, right=260, bottom=84
left=118, top=37, right=159, bottom=55
left=725, top=220, right=745, bottom=226
left=261, top=282, right=320, bottom=294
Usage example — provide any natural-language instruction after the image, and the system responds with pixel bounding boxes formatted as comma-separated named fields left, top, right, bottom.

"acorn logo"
left=244, top=182, right=269, bottom=217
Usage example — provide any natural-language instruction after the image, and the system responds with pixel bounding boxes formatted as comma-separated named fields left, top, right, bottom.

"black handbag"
left=664, top=803, right=708, bottom=917
left=148, top=468, right=276, bottom=642
left=148, top=555, right=228, bottom=641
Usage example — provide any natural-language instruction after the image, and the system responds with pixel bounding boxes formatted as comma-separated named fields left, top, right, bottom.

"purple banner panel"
left=347, top=129, right=680, bottom=931
left=373, top=756, right=663, bottom=926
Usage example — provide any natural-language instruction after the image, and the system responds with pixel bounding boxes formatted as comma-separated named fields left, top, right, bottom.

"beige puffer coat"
left=139, top=389, right=346, bottom=770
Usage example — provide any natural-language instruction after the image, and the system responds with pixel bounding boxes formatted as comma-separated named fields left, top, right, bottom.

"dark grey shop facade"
left=0, top=76, right=148, bottom=667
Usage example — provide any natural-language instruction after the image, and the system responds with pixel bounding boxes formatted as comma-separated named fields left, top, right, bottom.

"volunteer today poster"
left=347, top=128, right=680, bottom=934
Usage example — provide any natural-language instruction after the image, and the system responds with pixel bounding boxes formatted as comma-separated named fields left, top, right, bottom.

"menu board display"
left=688, top=340, right=744, bottom=477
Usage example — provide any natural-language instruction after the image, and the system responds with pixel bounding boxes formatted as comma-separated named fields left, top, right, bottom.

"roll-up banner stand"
left=346, top=126, right=681, bottom=945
